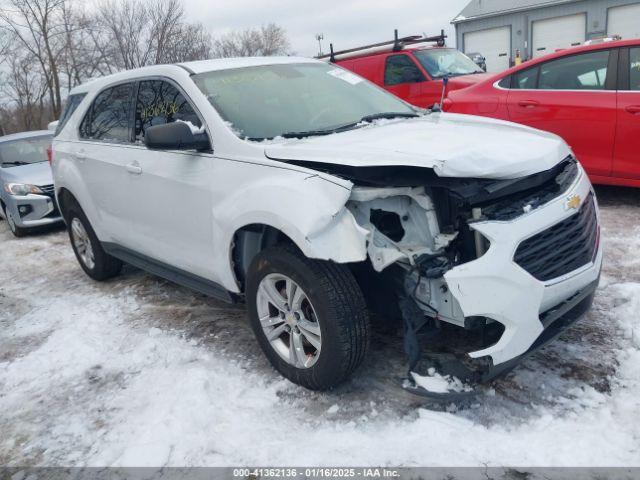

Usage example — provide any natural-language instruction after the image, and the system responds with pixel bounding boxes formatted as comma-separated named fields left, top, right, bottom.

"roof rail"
left=318, top=29, right=447, bottom=62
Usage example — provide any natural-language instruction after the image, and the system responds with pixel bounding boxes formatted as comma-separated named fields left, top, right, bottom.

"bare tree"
left=96, top=0, right=150, bottom=69
left=212, top=23, right=290, bottom=58
left=0, top=0, right=67, bottom=117
left=94, top=0, right=212, bottom=69
left=1, top=47, right=50, bottom=130
left=0, top=0, right=290, bottom=134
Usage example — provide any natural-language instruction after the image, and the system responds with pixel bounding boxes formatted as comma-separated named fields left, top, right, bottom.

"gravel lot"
left=0, top=186, right=639, bottom=467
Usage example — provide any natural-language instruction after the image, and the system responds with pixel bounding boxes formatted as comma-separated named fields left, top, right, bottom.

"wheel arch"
left=227, top=205, right=370, bottom=293
left=230, top=223, right=298, bottom=293
left=56, top=187, right=80, bottom=223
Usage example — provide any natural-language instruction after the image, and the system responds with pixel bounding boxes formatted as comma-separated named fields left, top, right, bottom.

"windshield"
left=193, top=63, right=417, bottom=140
left=0, top=135, right=51, bottom=168
left=413, top=49, right=484, bottom=79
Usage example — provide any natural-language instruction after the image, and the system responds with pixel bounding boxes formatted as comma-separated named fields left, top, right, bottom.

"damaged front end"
left=333, top=156, right=601, bottom=397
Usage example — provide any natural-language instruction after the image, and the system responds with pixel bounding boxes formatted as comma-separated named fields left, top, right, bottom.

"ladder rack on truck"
left=317, top=29, right=447, bottom=63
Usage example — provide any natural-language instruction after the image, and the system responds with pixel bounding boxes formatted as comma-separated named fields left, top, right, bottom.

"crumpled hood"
left=265, top=113, right=572, bottom=180
left=0, top=161, right=54, bottom=187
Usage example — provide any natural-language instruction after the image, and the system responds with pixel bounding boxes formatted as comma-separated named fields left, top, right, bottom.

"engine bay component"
left=347, top=186, right=457, bottom=272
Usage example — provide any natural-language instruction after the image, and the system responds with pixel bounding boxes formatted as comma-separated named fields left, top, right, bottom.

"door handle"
left=75, top=150, right=86, bottom=162
left=625, top=105, right=640, bottom=115
left=126, top=163, right=142, bottom=175
left=518, top=100, right=539, bottom=108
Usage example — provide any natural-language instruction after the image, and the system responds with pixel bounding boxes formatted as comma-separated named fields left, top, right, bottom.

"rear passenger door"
left=77, top=82, right=135, bottom=240
left=125, top=78, right=216, bottom=280
left=506, top=49, right=617, bottom=177
left=613, top=47, right=640, bottom=180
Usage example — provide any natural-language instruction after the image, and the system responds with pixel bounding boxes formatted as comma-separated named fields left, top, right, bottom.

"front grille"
left=38, top=184, right=60, bottom=217
left=39, top=184, right=55, bottom=196
left=514, top=193, right=598, bottom=281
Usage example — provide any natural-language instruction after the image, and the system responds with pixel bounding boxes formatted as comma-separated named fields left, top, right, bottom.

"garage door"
left=532, top=13, right=586, bottom=58
left=608, top=3, right=640, bottom=39
left=464, top=26, right=510, bottom=73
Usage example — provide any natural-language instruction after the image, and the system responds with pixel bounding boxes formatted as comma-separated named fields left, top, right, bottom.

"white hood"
left=264, top=113, right=572, bottom=180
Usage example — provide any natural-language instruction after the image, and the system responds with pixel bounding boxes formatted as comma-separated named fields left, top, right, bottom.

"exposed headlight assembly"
left=3, top=183, right=44, bottom=196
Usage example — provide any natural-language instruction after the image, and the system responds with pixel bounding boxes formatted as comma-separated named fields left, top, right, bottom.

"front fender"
left=214, top=173, right=368, bottom=292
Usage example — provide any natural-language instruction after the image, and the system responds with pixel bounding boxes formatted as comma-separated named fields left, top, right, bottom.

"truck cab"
left=328, top=32, right=493, bottom=108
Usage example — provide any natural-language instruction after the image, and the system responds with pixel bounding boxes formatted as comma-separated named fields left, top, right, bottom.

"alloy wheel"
left=70, top=217, right=95, bottom=270
left=256, top=273, right=322, bottom=369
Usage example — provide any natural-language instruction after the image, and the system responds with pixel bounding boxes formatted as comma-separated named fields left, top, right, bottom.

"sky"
left=181, top=0, right=470, bottom=57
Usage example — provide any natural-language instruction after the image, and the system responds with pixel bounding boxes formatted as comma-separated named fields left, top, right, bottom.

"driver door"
left=383, top=54, right=434, bottom=107
left=124, top=78, right=217, bottom=280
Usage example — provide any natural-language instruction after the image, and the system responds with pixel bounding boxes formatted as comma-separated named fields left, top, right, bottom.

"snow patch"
left=409, top=370, right=472, bottom=394
left=176, top=119, right=205, bottom=135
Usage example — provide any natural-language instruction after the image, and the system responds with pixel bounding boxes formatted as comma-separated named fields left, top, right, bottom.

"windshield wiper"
left=359, top=112, right=420, bottom=123
left=1, top=161, right=29, bottom=167
left=281, top=121, right=361, bottom=139
left=279, top=112, right=420, bottom=139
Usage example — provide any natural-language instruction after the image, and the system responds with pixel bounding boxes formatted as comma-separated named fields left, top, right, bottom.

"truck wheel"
left=246, top=245, right=370, bottom=390
left=4, top=206, right=26, bottom=237
left=66, top=205, right=122, bottom=281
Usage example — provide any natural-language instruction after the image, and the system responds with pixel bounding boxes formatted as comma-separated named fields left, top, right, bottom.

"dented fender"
left=214, top=170, right=368, bottom=292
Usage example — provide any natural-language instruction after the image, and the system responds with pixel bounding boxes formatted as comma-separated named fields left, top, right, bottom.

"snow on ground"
left=0, top=186, right=639, bottom=467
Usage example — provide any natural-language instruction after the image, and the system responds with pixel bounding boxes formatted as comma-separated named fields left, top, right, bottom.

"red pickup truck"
left=325, top=31, right=492, bottom=108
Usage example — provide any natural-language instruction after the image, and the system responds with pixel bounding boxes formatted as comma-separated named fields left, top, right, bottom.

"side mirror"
left=144, top=122, right=211, bottom=152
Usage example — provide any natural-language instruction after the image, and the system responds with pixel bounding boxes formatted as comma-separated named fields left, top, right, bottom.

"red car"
left=444, top=39, right=640, bottom=188
left=330, top=32, right=493, bottom=108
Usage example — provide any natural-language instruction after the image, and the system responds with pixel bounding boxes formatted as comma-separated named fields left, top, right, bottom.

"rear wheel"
left=246, top=245, right=370, bottom=390
left=66, top=206, right=122, bottom=281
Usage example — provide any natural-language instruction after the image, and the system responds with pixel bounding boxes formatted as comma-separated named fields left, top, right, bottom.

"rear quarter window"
left=55, top=93, right=86, bottom=136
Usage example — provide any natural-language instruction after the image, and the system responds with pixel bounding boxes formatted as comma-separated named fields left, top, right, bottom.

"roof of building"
left=452, top=0, right=581, bottom=24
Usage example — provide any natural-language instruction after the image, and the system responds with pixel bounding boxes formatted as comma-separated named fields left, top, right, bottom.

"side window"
left=513, top=67, right=539, bottom=89
left=79, top=84, right=133, bottom=142
left=539, top=50, right=610, bottom=90
left=630, top=48, right=640, bottom=91
left=384, top=55, right=425, bottom=86
left=497, top=75, right=511, bottom=89
left=55, top=93, right=86, bottom=136
left=135, top=80, right=203, bottom=143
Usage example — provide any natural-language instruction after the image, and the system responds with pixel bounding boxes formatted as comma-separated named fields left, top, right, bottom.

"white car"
left=52, top=57, right=602, bottom=392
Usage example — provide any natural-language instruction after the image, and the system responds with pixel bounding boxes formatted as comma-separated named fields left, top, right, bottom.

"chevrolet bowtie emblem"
left=565, top=194, right=582, bottom=210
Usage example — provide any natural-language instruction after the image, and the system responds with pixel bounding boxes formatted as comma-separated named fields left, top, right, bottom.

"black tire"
left=66, top=204, right=122, bottom=281
left=3, top=205, right=27, bottom=237
left=246, top=245, right=370, bottom=390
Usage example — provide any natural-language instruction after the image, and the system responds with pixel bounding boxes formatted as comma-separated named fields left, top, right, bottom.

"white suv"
left=52, top=57, right=602, bottom=392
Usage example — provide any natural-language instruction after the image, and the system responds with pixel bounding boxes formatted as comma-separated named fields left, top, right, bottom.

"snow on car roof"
left=69, top=56, right=319, bottom=94
left=0, top=130, right=52, bottom=143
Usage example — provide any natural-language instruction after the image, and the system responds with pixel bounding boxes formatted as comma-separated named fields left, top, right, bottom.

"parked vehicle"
left=323, top=31, right=492, bottom=108
left=0, top=130, right=62, bottom=237
left=445, top=39, right=640, bottom=188
left=52, top=57, right=601, bottom=394
left=466, top=52, right=487, bottom=71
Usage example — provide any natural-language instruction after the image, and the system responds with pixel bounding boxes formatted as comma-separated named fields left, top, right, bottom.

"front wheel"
left=4, top=206, right=27, bottom=237
left=246, top=245, right=370, bottom=390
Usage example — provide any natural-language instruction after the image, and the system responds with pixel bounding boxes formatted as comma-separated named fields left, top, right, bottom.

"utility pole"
left=315, top=33, right=324, bottom=57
